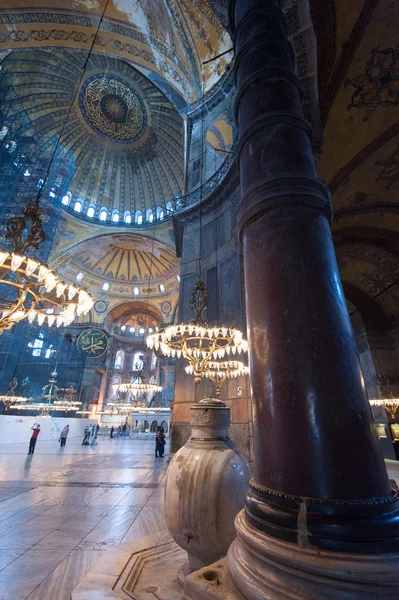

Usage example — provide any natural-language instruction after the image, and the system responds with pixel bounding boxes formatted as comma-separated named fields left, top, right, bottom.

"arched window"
left=124, top=210, right=131, bottom=224
left=146, top=208, right=154, bottom=223
left=141, top=420, right=149, bottom=433
left=87, top=205, right=95, bottom=218
left=61, top=192, right=71, bottom=206
left=148, top=327, right=153, bottom=334
left=102, top=282, right=110, bottom=292
left=74, top=200, right=83, bottom=213
left=135, top=210, right=143, bottom=224
left=133, top=352, right=145, bottom=371
left=114, top=350, right=125, bottom=370
left=161, top=420, right=168, bottom=433
left=166, top=201, right=174, bottom=214
left=129, top=326, right=136, bottom=334
left=133, top=287, right=140, bottom=296
left=99, top=207, right=107, bottom=221
left=150, top=420, right=158, bottom=433
left=76, top=272, right=84, bottom=283
left=159, top=284, right=165, bottom=293
left=156, top=206, right=164, bottom=220
left=120, top=325, right=126, bottom=333
left=139, top=327, right=145, bottom=335
left=112, top=210, right=119, bottom=223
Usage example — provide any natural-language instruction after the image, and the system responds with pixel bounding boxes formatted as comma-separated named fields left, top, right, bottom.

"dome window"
left=133, top=287, right=140, bottom=296
left=87, top=205, right=95, bottom=218
left=74, top=200, right=83, bottom=213
left=99, top=208, right=107, bottom=221
left=76, top=272, right=84, bottom=283
left=102, top=282, right=110, bottom=292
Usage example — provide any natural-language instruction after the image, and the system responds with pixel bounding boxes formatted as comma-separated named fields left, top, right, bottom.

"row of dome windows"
left=75, top=272, right=170, bottom=295
left=118, top=325, right=158, bottom=336
left=61, top=192, right=174, bottom=224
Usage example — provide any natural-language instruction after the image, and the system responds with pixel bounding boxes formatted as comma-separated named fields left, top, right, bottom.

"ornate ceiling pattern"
left=309, top=0, right=399, bottom=330
left=0, top=48, right=184, bottom=216
left=51, top=232, right=180, bottom=301
left=0, top=0, right=232, bottom=105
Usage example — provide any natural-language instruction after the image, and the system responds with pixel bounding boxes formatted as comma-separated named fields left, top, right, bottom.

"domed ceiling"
left=0, top=48, right=184, bottom=216
left=51, top=232, right=180, bottom=300
left=0, top=0, right=232, bottom=103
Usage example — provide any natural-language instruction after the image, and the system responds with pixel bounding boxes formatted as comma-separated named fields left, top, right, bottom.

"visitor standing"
left=122, top=423, right=127, bottom=437
left=28, top=423, right=41, bottom=454
left=110, top=425, right=114, bottom=438
left=155, top=426, right=165, bottom=458
left=59, top=424, right=69, bottom=448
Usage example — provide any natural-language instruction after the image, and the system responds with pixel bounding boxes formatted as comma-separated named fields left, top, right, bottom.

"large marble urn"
left=164, top=398, right=251, bottom=574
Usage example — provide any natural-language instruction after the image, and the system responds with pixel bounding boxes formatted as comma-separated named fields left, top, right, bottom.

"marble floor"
left=0, top=439, right=398, bottom=600
left=0, top=436, right=168, bottom=600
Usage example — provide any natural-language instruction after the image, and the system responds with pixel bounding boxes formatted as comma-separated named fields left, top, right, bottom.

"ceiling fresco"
left=0, top=48, right=184, bottom=216
left=309, top=0, right=399, bottom=330
left=0, top=0, right=232, bottom=105
left=51, top=231, right=180, bottom=289
left=51, top=231, right=180, bottom=327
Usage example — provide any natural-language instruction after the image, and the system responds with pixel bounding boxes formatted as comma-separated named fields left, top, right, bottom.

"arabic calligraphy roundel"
left=77, top=328, right=109, bottom=359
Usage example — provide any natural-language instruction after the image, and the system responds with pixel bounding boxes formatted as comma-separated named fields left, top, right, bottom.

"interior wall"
left=0, top=415, right=94, bottom=445
left=171, top=186, right=253, bottom=461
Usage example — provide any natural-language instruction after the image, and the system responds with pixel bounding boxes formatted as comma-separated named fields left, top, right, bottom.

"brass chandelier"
left=112, top=372, right=162, bottom=409
left=185, top=359, right=249, bottom=397
left=147, top=281, right=248, bottom=384
left=9, top=371, right=82, bottom=416
left=0, top=200, right=94, bottom=333
left=369, top=398, right=399, bottom=420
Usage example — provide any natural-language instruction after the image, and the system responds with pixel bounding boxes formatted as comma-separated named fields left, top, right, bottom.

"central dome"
left=81, top=74, right=145, bottom=142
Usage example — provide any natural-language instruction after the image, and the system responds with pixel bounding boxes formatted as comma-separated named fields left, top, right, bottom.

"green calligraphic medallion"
left=77, top=329, right=108, bottom=359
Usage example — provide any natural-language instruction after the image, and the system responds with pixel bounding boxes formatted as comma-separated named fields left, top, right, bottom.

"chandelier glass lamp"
left=369, top=398, right=399, bottom=420
left=0, top=201, right=94, bottom=334
left=112, top=372, right=162, bottom=408
left=0, top=377, right=27, bottom=412
left=185, top=360, right=249, bottom=397
left=146, top=281, right=248, bottom=384
left=9, top=371, right=82, bottom=416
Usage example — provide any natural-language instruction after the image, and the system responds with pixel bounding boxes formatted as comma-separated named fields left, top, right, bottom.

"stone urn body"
left=164, top=398, right=251, bottom=573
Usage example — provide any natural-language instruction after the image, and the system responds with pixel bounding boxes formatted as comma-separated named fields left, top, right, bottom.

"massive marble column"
left=184, top=0, right=399, bottom=598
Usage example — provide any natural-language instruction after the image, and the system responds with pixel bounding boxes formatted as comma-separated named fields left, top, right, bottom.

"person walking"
left=28, top=423, right=41, bottom=454
left=59, top=424, right=69, bottom=448
left=155, top=426, right=165, bottom=458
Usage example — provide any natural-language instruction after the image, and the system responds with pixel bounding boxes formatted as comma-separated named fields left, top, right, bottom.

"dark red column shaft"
left=233, top=0, right=399, bottom=552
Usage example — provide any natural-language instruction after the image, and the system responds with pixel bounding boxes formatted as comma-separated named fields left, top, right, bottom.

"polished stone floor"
left=0, top=436, right=168, bottom=600
left=0, top=439, right=398, bottom=600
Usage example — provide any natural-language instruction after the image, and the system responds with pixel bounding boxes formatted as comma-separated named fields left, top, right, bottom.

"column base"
left=183, top=509, right=399, bottom=600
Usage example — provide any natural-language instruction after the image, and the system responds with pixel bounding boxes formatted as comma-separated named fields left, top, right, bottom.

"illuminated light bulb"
left=68, top=285, right=78, bottom=300
left=0, top=251, right=9, bottom=266
left=78, top=289, right=88, bottom=304
left=76, top=304, right=85, bottom=316
left=177, top=350, right=182, bottom=358
left=44, top=272, right=57, bottom=292
left=37, top=313, right=46, bottom=326
left=188, top=325, right=194, bottom=335
left=11, top=254, right=25, bottom=271
left=25, top=258, right=39, bottom=277
left=38, top=265, right=49, bottom=281
left=56, top=282, right=66, bottom=298
left=9, top=309, right=25, bottom=321
left=28, top=311, right=36, bottom=324
left=56, top=315, right=64, bottom=327
left=47, top=315, right=56, bottom=327
left=221, top=327, right=228, bottom=337
left=232, top=346, right=237, bottom=355
left=226, top=346, right=231, bottom=355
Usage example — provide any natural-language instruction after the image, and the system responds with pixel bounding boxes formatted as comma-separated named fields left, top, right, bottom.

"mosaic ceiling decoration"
left=0, top=48, right=184, bottom=216
left=51, top=232, right=180, bottom=301
left=0, top=0, right=232, bottom=105
left=309, top=0, right=399, bottom=327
